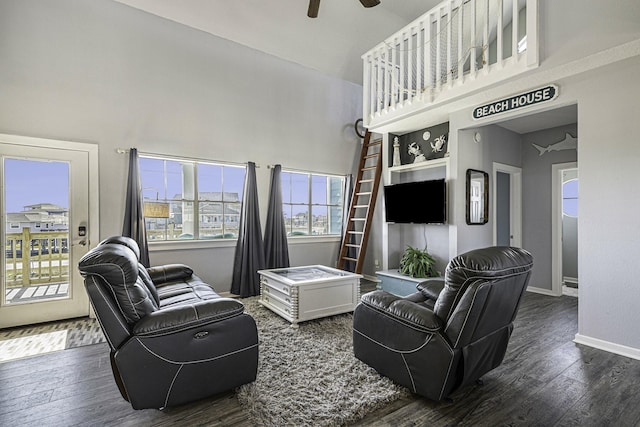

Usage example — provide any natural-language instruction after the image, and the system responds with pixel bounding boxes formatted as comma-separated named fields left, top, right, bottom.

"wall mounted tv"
left=384, top=179, right=446, bottom=224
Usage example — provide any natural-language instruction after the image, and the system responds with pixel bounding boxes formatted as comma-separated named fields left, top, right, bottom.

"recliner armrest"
left=361, top=290, right=444, bottom=332
left=132, top=298, right=244, bottom=336
left=146, top=264, right=194, bottom=285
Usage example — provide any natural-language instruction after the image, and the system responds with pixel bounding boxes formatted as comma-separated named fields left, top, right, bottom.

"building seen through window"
left=139, top=156, right=245, bottom=241
left=281, top=171, right=345, bottom=236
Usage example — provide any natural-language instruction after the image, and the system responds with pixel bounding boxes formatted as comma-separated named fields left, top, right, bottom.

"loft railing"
left=4, top=228, right=69, bottom=287
left=362, top=0, right=538, bottom=128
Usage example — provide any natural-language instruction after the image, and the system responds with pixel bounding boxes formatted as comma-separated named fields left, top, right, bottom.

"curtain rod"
left=115, top=148, right=259, bottom=168
left=268, top=164, right=346, bottom=177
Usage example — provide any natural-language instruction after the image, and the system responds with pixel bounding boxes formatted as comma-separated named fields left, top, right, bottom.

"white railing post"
left=483, top=0, right=489, bottom=72
left=376, top=52, right=383, bottom=115
left=497, top=0, right=504, bottom=66
left=362, top=54, right=371, bottom=126
left=383, top=47, right=390, bottom=111
left=526, top=0, right=539, bottom=66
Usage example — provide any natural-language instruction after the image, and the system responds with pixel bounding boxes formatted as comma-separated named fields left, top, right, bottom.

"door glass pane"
left=4, top=159, right=70, bottom=305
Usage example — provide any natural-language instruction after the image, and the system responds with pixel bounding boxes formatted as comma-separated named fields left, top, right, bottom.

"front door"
left=0, top=136, right=96, bottom=328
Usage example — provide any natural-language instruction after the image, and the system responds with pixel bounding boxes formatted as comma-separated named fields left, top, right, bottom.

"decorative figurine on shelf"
left=430, top=134, right=447, bottom=153
left=408, top=142, right=427, bottom=163
left=392, top=136, right=401, bottom=167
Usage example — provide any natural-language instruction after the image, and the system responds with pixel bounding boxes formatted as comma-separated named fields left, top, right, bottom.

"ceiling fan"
left=307, top=0, right=381, bottom=18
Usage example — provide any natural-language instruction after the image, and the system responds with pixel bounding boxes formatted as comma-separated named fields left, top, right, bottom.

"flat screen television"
left=383, top=179, right=446, bottom=224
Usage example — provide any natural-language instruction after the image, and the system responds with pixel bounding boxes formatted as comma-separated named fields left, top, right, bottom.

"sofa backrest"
left=78, top=239, right=159, bottom=325
left=433, top=246, right=533, bottom=348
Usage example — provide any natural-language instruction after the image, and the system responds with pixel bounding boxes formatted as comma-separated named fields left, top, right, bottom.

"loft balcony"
left=362, top=0, right=539, bottom=131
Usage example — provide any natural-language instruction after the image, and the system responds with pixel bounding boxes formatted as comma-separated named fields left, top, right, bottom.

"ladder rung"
left=366, top=140, right=382, bottom=147
left=346, top=244, right=361, bottom=248
left=364, top=154, right=378, bottom=159
left=350, top=218, right=365, bottom=221
left=356, top=192, right=371, bottom=196
left=359, top=179, right=375, bottom=183
left=353, top=205, right=368, bottom=208
left=348, top=231, right=364, bottom=235
left=341, top=256, right=358, bottom=262
left=361, top=166, right=377, bottom=171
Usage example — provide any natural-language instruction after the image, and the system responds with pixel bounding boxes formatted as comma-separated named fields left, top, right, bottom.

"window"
left=139, top=156, right=246, bottom=241
left=562, top=178, right=578, bottom=217
left=281, top=171, right=345, bottom=237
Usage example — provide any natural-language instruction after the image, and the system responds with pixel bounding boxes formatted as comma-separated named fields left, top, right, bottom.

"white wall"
left=0, top=0, right=363, bottom=292
left=454, top=125, right=522, bottom=255
left=573, top=56, right=640, bottom=352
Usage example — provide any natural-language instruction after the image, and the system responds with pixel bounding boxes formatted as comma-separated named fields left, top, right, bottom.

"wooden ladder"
left=338, top=130, right=382, bottom=274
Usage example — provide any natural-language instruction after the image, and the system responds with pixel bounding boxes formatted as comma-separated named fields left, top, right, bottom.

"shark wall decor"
left=531, top=132, right=577, bottom=156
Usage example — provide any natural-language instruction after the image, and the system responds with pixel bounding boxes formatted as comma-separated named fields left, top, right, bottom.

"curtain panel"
left=231, top=162, right=265, bottom=297
left=122, top=148, right=150, bottom=267
left=264, top=164, right=290, bottom=269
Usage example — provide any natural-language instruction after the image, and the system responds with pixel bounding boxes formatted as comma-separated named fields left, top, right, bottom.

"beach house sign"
left=473, top=85, right=558, bottom=119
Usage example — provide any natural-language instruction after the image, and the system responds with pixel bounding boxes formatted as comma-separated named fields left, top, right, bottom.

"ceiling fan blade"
left=359, top=0, right=381, bottom=8
left=308, top=0, right=320, bottom=18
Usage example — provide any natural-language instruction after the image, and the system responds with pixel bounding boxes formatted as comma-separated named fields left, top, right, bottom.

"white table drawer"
left=261, top=284, right=294, bottom=305
left=261, top=294, right=294, bottom=317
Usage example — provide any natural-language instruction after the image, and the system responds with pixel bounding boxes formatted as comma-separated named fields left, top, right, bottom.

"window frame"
left=139, top=154, right=246, bottom=248
left=281, top=169, right=346, bottom=239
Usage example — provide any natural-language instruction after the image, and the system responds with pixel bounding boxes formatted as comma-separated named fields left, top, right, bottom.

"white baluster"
left=416, top=21, right=425, bottom=100
left=471, top=0, right=477, bottom=76
left=512, top=0, right=519, bottom=60
left=457, top=0, right=464, bottom=84
left=447, top=0, right=453, bottom=87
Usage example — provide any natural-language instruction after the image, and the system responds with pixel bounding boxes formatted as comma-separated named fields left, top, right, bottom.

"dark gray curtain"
left=338, top=174, right=356, bottom=272
left=231, top=162, right=265, bottom=297
left=122, top=148, right=150, bottom=267
left=264, top=165, right=290, bottom=269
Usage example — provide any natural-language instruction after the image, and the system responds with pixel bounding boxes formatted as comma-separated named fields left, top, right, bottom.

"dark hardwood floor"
left=2, top=291, right=640, bottom=426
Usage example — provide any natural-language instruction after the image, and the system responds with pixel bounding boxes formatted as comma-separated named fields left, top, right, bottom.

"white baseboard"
left=562, top=285, right=579, bottom=297
left=574, top=334, right=640, bottom=361
left=526, top=286, right=561, bottom=296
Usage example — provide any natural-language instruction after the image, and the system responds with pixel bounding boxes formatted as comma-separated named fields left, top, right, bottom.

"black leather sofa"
left=353, top=246, right=533, bottom=401
left=78, top=236, right=258, bottom=409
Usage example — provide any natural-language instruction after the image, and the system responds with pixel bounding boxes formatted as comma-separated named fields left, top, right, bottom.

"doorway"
left=0, top=134, right=98, bottom=328
left=552, top=162, right=578, bottom=297
left=493, top=163, right=522, bottom=248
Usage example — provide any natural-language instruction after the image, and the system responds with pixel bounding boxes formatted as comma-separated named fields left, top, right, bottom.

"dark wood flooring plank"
left=2, top=293, right=640, bottom=427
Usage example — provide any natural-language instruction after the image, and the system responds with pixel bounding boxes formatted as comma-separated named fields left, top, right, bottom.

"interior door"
left=0, top=140, right=93, bottom=328
left=493, top=163, right=522, bottom=247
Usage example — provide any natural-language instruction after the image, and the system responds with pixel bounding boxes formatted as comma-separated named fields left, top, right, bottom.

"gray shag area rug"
left=236, top=297, right=410, bottom=427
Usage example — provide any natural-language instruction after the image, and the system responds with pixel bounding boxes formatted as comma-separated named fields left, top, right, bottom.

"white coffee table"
left=257, top=265, right=362, bottom=326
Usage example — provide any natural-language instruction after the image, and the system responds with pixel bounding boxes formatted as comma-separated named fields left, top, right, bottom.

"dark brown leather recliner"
left=353, top=246, right=533, bottom=401
left=78, top=236, right=258, bottom=410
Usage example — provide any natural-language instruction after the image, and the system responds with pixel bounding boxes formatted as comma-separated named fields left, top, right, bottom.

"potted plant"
left=399, top=245, right=439, bottom=278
